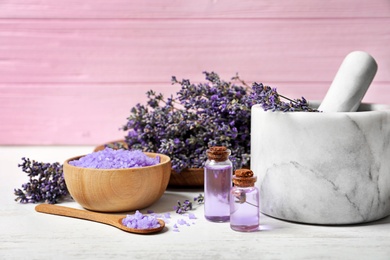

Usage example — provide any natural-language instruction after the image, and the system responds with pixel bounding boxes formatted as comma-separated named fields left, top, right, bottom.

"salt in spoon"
left=35, top=204, right=165, bottom=234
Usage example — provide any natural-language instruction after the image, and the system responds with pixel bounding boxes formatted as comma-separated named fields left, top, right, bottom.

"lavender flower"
left=174, top=199, right=192, bottom=214
left=14, top=158, right=69, bottom=204
left=248, top=82, right=319, bottom=112
left=123, top=72, right=317, bottom=173
left=174, top=194, right=204, bottom=214
left=193, top=194, right=204, bottom=204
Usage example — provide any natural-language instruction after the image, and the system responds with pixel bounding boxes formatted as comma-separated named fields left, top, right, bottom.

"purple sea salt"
left=69, top=148, right=160, bottom=169
left=188, top=213, right=197, bottom=219
left=177, top=219, right=188, bottom=225
left=141, top=208, right=199, bottom=233
left=122, top=210, right=161, bottom=229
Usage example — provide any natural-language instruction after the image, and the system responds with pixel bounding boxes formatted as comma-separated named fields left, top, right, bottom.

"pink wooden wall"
left=1, top=0, right=390, bottom=145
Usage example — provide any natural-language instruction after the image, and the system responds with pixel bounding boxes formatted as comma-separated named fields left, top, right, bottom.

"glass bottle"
left=230, top=169, right=260, bottom=232
left=204, top=146, right=233, bottom=222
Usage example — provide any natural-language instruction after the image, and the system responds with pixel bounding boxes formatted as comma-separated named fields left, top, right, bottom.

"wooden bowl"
left=94, top=140, right=204, bottom=188
left=169, top=168, right=204, bottom=187
left=63, top=152, right=171, bottom=212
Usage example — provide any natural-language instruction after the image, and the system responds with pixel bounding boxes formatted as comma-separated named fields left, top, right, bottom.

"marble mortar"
left=251, top=102, right=390, bottom=225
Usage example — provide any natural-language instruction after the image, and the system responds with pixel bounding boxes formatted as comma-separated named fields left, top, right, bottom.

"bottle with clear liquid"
left=204, top=146, right=233, bottom=222
left=230, top=169, right=260, bottom=232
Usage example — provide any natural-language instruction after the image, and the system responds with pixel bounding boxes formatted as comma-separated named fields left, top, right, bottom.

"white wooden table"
left=1, top=146, right=390, bottom=259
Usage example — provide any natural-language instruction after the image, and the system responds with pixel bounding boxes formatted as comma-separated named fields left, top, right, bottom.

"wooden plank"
left=0, top=0, right=389, bottom=19
left=0, top=19, right=389, bottom=84
left=1, top=1, right=389, bottom=145
left=1, top=81, right=389, bottom=145
left=0, top=83, right=180, bottom=145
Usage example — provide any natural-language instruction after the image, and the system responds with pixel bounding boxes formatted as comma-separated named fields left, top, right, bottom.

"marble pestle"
left=318, top=51, right=377, bottom=112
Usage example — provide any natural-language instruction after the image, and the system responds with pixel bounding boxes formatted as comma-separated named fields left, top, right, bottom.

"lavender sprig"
left=14, top=158, right=69, bottom=204
left=193, top=193, right=204, bottom=204
left=174, top=194, right=204, bottom=214
left=174, top=200, right=192, bottom=214
left=249, top=82, right=319, bottom=112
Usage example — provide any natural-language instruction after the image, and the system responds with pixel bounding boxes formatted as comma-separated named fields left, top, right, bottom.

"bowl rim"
left=252, top=101, right=390, bottom=114
left=64, top=152, right=171, bottom=172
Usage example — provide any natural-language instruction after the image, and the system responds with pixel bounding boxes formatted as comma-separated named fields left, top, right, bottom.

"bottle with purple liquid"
left=230, top=169, right=260, bottom=232
left=204, top=146, right=233, bottom=222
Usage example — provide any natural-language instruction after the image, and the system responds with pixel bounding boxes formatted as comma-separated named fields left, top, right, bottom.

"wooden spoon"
left=35, top=204, right=165, bottom=234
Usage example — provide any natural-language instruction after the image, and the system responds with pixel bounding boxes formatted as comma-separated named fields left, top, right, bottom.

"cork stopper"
left=233, top=169, right=257, bottom=187
left=206, top=146, right=231, bottom=162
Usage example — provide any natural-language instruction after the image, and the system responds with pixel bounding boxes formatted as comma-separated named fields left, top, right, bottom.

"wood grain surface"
left=1, top=0, right=389, bottom=145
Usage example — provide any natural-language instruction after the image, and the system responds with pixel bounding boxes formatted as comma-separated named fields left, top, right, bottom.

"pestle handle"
left=318, top=51, right=377, bottom=112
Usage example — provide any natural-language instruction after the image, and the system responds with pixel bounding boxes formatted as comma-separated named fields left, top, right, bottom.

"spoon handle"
left=35, top=204, right=119, bottom=226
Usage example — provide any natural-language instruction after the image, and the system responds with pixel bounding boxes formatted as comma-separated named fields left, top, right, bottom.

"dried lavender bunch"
left=123, top=71, right=317, bottom=173
left=14, top=158, right=69, bottom=204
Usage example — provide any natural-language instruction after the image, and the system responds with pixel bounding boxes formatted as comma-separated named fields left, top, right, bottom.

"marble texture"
left=251, top=102, right=390, bottom=225
left=318, top=51, right=377, bottom=112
